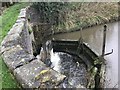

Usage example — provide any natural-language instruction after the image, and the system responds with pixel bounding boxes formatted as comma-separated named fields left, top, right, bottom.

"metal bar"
left=103, top=49, right=113, bottom=56
left=102, top=25, right=107, bottom=57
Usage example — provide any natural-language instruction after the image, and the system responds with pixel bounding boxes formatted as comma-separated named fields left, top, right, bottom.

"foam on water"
left=50, top=49, right=61, bottom=72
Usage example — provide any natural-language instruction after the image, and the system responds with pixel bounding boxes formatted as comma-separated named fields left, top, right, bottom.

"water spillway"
left=48, top=22, right=118, bottom=88
left=38, top=40, right=105, bottom=89
left=50, top=51, right=88, bottom=88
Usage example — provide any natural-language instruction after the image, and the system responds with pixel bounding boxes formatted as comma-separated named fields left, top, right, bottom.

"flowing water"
left=50, top=49, right=88, bottom=88
left=49, top=22, right=119, bottom=88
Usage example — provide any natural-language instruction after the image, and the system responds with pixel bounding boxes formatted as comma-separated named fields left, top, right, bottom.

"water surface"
left=50, top=22, right=119, bottom=88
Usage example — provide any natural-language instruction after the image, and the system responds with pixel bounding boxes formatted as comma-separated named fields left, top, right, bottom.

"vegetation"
left=0, top=2, right=29, bottom=89
left=32, top=2, right=68, bottom=33
left=0, top=2, right=119, bottom=89
left=32, top=2, right=118, bottom=33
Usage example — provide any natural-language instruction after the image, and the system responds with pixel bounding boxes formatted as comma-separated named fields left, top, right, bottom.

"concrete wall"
left=0, top=7, right=65, bottom=88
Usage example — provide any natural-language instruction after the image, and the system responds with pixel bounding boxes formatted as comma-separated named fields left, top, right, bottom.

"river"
left=49, top=21, right=119, bottom=88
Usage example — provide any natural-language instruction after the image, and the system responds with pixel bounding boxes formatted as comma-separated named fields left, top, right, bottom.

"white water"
left=50, top=49, right=61, bottom=72
left=50, top=49, right=88, bottom=88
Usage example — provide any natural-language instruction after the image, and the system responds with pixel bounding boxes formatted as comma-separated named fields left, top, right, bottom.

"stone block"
left=7, top=22, right=24, bottom=35
left=18, top=8, right=26, bottom=18
left=2, top=45, right=34, bottom=70
left=14, top=60, right=66, bottom=88
left=1, top=33, right=21, bottom=50
left=16, top=18, right=26, bottom=23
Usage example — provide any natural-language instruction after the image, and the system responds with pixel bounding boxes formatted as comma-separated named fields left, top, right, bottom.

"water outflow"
left=50, top=49, right=88, bottom=88
left=49, top=22, right=119, bottom=88
left=50, top=49, right=60, bottom=71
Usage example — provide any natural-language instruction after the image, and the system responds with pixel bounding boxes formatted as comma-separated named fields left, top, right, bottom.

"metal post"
left=102, top=25, right=107, bottom=57
left=80, top=28, right=84, bottom=53
left=77, top=28, right=83, bottom=54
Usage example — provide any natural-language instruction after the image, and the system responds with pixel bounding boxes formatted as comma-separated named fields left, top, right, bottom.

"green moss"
left=87, top=66, right=98, bottom=88
left=94, top=57, right=104, bottom=65
left=28, top=28, right=33, bottom=34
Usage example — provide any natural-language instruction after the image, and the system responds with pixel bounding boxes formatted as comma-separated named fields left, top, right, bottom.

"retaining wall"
left=0, top=7, right=65, bottom=88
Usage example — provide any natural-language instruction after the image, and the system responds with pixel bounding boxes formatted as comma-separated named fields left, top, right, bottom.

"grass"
left=0, top=2, right=30, bottom=89
left=43, top=2, right=118, bottom=33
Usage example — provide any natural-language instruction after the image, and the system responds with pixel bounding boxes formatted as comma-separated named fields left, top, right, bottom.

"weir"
left=1, top=5, right=118, bottom=89
left=38, top=40, right=105, bottom=89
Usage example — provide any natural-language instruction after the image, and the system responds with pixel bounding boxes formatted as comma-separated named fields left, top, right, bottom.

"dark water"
left=50, top=22, right=119, bottom=88
left=50, top=49, right=88, bottom=88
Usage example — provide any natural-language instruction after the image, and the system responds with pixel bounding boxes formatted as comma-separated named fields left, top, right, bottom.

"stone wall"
left=0, top=7, right=65, bottom=88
